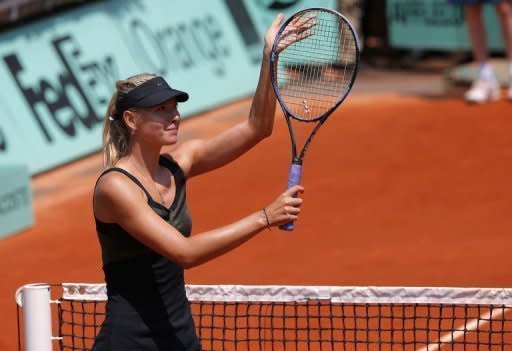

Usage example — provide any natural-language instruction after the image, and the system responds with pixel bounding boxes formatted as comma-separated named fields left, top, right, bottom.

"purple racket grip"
left=279, top=163, right=302, bottom=231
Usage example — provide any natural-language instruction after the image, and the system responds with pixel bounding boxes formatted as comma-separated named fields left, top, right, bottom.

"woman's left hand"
left=263, top=12, right=317, bottom=56
left=264, top=13, right=285, bottom=55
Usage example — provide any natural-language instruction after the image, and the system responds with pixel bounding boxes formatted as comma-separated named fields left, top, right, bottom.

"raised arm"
left=94, top=172, right=303, bottom=268
left=173, top=15, right=284, bottom=178
left=175, top=14, right=318, bottom=178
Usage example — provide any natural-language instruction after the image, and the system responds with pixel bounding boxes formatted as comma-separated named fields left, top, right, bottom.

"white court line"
left=418, top=307, right=509, bottom=351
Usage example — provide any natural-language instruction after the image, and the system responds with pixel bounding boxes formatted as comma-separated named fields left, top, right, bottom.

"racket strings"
left=274, top=9, right=358, bottom=121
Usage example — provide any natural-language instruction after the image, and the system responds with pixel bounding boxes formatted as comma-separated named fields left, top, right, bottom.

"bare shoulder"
left=164, top=139, right=203, bottom=177
left=94, top=170, right=147, bottom=223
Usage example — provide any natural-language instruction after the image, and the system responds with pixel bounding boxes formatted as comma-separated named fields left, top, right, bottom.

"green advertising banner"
left=0, top=165, right=33, bottom=238
left=387, top=0, right=503, bottom=50
left=0, top=0, right=335, bottom=175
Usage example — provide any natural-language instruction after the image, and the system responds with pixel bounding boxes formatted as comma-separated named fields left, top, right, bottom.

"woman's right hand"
left=264, top=185, right=304, bottom=227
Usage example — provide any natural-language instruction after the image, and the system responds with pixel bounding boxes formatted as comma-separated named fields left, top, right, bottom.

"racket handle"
left=279, top=163, right=302, bottom=232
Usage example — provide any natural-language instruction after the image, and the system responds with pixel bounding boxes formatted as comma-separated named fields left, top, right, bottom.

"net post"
left=19, top=284, right=54, bottom=351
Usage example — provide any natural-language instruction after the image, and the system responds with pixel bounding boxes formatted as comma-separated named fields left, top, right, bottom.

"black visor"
left=114, top=77, right=189, bottom=119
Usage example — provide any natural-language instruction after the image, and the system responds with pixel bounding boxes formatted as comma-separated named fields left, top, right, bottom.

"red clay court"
left=2, top=70, right=512, bottom=350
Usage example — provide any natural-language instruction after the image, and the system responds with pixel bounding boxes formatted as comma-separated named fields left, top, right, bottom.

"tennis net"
left=16, top=283, right=512, bottom=350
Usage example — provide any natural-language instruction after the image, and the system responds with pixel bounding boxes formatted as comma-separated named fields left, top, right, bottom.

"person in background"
left=449, top=0, right=512, bottom=103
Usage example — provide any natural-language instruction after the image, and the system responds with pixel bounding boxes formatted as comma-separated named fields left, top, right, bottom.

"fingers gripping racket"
left=270, top=8, right=360, bottom=231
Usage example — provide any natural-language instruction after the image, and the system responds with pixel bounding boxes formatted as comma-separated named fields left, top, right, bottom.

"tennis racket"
left=270, top=8, right=360, bottom=231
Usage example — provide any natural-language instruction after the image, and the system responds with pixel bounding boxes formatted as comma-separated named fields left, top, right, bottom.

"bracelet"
left=262, top=208, right=271, bottom=230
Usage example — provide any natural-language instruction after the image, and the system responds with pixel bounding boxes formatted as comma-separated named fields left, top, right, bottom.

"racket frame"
left=269, top=7, right=360, bottom=231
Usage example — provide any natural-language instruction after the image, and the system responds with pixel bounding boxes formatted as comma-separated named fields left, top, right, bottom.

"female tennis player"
left=91, top=14, right=311, bottom=351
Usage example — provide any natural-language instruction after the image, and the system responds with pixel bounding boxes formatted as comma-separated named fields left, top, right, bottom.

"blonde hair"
left=103, top=73, right=158, bottom=168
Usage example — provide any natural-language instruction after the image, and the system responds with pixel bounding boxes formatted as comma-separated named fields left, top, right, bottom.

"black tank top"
left=91, top=155, right=201, bottom=351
